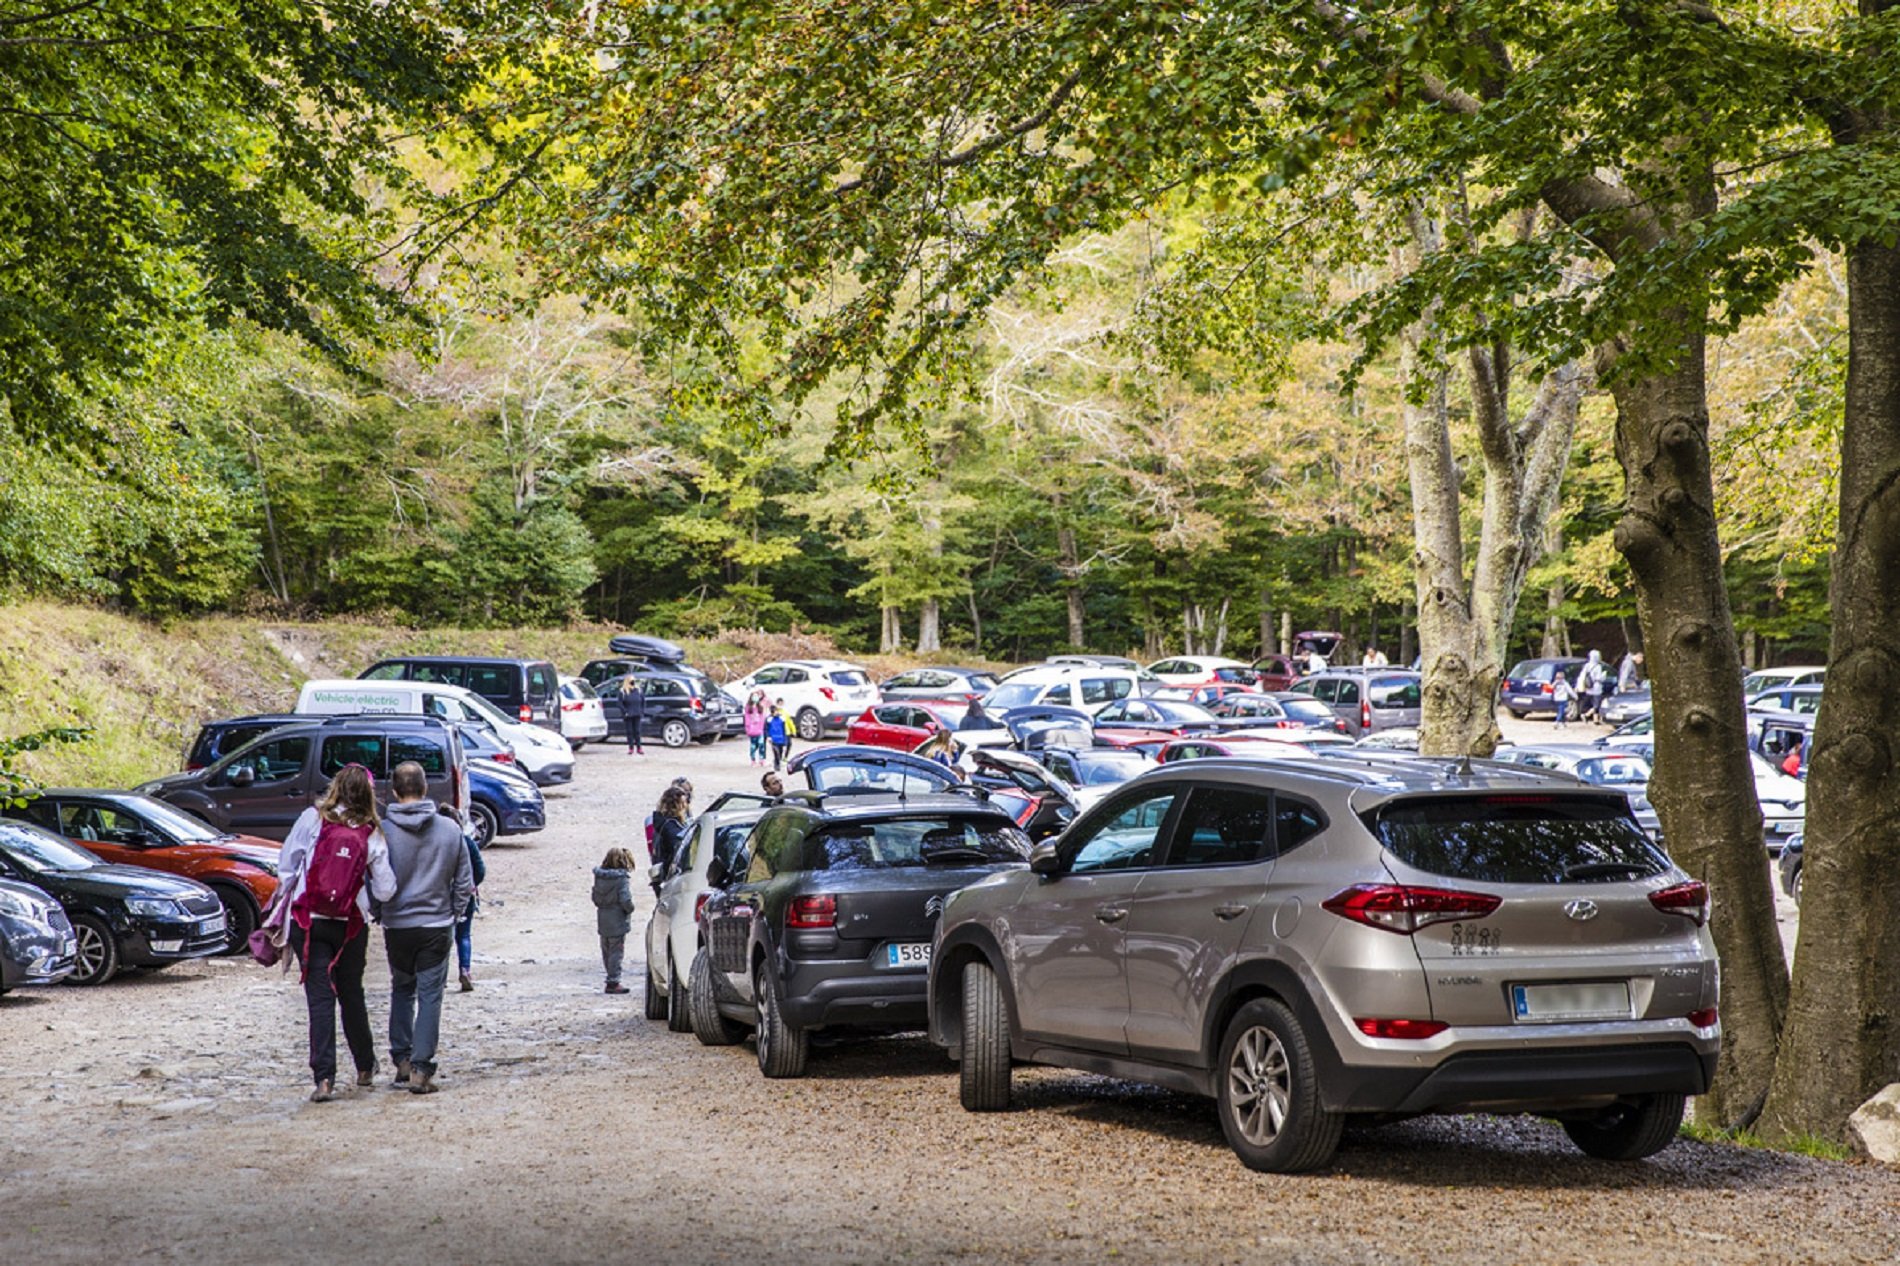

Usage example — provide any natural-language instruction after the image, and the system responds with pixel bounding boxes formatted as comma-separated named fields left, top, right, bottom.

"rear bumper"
left=1379, top=1043, right=1717, bottom=1114
left=780, top=962, right=929, bottom=1029
left=821, top=708, right=866, bottom=734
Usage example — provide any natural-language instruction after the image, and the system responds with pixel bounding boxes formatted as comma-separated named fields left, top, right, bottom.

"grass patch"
left=1680, top=1117, right=1854, bottom=1161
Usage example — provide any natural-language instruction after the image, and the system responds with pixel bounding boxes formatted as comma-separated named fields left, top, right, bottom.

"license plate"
left=885, top=942, right=931, bottom=969
left=1512, top=981, right=1631, bottom=1023
left=198, top=916, right=226, bottom=935
left=1512, top=695, right=1536, bottom=705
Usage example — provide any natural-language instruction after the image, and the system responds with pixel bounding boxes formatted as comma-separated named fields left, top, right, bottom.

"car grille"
left=180, top=893, right=223, bottom=918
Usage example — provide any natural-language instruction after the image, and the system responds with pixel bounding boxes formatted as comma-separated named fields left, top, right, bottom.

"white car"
left=1749, top=751, right=1806, bottom=853
left=978, top=664, right=1146, bottom=715
left=1740, top=665, right=1826, bottom=695
left=1143, top=655, right=1250, bottom=687
left=294, top=677, right=575, bottom=788
left=557, top=675, right=610, bottom=747
left=728, top=659, right=878, bottom=741
left=644, top=802, right=769, bottom=1029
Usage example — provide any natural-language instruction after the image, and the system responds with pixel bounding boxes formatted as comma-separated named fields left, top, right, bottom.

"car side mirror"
left=1028, top=840, right=1065, bottom=877
left=705, top=856, right=730, bottom=888
left=228, top=767, right=256, bottom=788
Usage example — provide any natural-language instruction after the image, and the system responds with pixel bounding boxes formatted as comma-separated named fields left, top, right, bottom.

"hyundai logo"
left=1564, top=899, right=1600, bottom=922
left=925, top=895, right=945, bottom=919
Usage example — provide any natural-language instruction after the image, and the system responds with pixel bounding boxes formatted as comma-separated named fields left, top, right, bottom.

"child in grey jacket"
left=592, top=849, right=638, bottom=995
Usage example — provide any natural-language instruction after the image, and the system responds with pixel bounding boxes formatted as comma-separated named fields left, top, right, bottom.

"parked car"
left=1248, top=654, right=1302, bottom=692
left=1037, top=746, right=1156, bottom=809
left=1173, top=681, right=1266, bottom=707
left=928, top=756, right=1718, bottom=1172
left=359, top=655, right=563, bottom=731
left=0, top=821, right=228, bottom=986
left=140, top=715, right=469, bottom=841
left=878, top=667, right=1001, bottom=703
left=1145, top=656, right=1251, bottom=688
left=783, top=746, right=965, bottom=799
left=1090, top=697, right=1222, bottom=733
left=688, top=794, right=1032, bottom=1077
left=1290, top=669, right=1423, bottom=736
left=1598, top=687, right=1653, bottom=726
left=602, top=667, right=732, bottom=748
left=1207, top=692, right=1348, bottom=734
left=0, top=876, right=77, bottom=995
left=297, top=677, right=574, bottom=787
left=1291, top=630, right=1347, bottom=662
left=3, top=791, right=279, bottom=954
left=584, top=642, right=743, bottom=738
left=557, top=675, right=611, bottom=747
left=450, top=727, right=546, bottom=847
left=1155, top=736, right=1317, bottom=763
left=183, top=713, right=303, bottom=771
left=644, top=803, right=771, bottom=1029
left=845, top=701, right=965, bottom=752
left=1740, top=665, right=1826, bottom=696
left=1040, top=654, right=1141, bottom=670
left=1779, top=834, right=1805, bottom=905
left=980, top=665, right=1144, bottom=716
left=1500, top=657, right=1585, bottom=719
left=727, top=659, right=879, bottom=741
left=1353, top=727, right=1420, bottom=752
left=1589, top=731, right=1805, bottom=850
left=1746, top=684, right=1823, bottom=716
left=1491, top=745, right=1662, bottom=837
left=965, top=749, right=1080, bottom=841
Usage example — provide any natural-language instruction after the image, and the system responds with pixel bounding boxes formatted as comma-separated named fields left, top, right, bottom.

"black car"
left=686, top=793, right=1031, bottom=1077
left=184, top=713, right=304, bottom=771
left=1779, top=834, right=1805, bottom=905
left=0, top=821, right=226, bottom=985
left=601, top=668, right=731, bottom=747
left=359, top=656, right=562, bottom=732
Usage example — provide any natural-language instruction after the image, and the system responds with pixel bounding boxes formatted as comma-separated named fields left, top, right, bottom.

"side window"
left=411, top=662, right=463, bottom=686
left=320, top=734, right=386, bottom=778
left=1095, top=701, right=1125, bottom=723
left=1046, top=753, right=1078, bottom=784
left=362, top=662, right=408, bottom=680
left=904, top=707, right=934, bottom=729
left=746, top=814, right=807, bottom=882
left=464, top=665, right=513, bottom=702
left=751, top=666, right=784, bottom=687
left=528, top=664, right=556, bottom=703
left=22, top=799, right=61, bottom=831
left=871, top=705, right=903, bottom=724
left=917, top=670, right=952, bottom=688
left=1273, top=796, right=1325, bottom=854
left=1067, top=789, right=1180, bottom=873
left=1334, top=680, right=1361, bottom=705
left=1037, top=683, right=1073, bottom=707
left=1305, top=680, right=1334, bottom=702
left=225, top=735, right=311, bottom=785
left=390, top=735, right=447, bottom=775
left=1166, top=787, right=1275, bottom=867
left=887, top=671, right=919, bottom=689
left=783, top=668, right=809, bottom=685
left=1079, top=677, right=1118, bottom=705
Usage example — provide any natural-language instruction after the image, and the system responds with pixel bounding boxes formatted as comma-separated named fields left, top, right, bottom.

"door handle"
left=1213, top=904, right=1249, bottom=921
left=1094, top=906, right=1127, bottom=924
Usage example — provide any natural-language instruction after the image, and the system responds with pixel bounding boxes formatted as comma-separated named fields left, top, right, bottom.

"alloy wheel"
left=1226, top=1026, right=1293, bottom=1147
left=73, top=922, right=109, bottom=982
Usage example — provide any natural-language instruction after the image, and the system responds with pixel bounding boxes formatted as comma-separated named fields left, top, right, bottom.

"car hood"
left=40, top=864, right=216, bottom=900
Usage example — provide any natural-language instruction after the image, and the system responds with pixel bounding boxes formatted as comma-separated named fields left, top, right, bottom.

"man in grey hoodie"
left=378, top=760, right=475, bottom=1094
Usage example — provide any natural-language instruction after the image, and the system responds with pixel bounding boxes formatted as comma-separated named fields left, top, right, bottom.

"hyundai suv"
left=927, top=753, right=1718, bottom=1173
left=687, top=794, right=1031, bottom=1077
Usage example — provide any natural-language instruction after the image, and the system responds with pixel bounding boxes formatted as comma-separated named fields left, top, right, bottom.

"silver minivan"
left=1291, top=669, right=1422, bottom=736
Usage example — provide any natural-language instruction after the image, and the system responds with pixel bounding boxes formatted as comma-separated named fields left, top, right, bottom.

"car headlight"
left=504, top=782, right=541, bottom=802
left=124, top=897, right=186, bottom=919
left=0, top=887, right=48, bottom=923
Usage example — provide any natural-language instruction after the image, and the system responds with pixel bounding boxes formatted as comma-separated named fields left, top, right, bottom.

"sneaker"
left=410, top=1068, right=439, bottom=1096
left=355, top=1065, right=377, bottom=1089
left=605, top=982, right=630, bottom=994
left=459, top=972, right=474, bottom=993
left=309, top=1079, right=335, bottom=1103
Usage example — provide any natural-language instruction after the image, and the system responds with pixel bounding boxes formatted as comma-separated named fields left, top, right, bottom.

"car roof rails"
left=315, top=713, right=452, bottom=729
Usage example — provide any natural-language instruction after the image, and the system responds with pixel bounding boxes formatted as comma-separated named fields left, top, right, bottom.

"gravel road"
left=3, top=732, right=1892, bottom=1266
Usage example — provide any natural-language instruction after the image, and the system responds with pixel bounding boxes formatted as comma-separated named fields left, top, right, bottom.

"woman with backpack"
left=276, top=764, right=397, bottom=1103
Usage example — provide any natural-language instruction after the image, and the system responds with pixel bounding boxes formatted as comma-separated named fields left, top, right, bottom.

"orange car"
left=5, top=790, right=280, bottom=954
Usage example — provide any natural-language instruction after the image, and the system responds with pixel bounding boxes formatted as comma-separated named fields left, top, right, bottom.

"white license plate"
left=199, top=916, right=226, bottom=935
left=1512, top=981, right=1631, bottom=1023
left=1512, top=695, right=1537, bottom=705
left=885, top=942, right=932, bottom=969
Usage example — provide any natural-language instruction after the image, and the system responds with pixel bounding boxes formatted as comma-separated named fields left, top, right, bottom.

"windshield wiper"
left=1563, top=861, right=1649, bottom=881
left=921, top=845, right=989, bottom=864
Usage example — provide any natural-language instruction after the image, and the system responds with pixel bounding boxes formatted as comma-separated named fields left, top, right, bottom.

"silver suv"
left=926, top=753, right=1719, bottom=1172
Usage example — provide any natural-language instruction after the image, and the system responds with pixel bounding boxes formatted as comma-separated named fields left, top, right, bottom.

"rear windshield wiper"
left=921, top=845, right=989, bottom=864
left=1563, top=860, right=1650, bottom=881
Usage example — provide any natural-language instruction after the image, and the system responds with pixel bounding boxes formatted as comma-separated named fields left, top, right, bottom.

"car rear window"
left=803, top=817, right=1030, bottom=870
left=827, top=670, right=870, bottom=687
left=1368, top=795, right=1669, bottom=885
left=1369, top=676, right=1421, bottom=708
left=1278, top=698, right=1332, bottom=721
left=1509, top=661, right=1553, bottom=682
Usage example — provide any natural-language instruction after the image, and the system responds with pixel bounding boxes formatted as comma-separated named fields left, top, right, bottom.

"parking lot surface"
left=2, top=732, right=1891, bottom=1265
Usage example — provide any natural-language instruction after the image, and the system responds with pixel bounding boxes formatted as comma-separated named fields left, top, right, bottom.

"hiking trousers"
left=385, top=926, right=453, bottom=1076
left=294, top=917, right=373, bottom=1086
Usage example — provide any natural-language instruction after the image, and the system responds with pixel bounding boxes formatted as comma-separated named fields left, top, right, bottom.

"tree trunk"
left=1762, top=234, right=1900, bottom=1144
left=1057, top=514, right=1085, bottom=648
left=1398, top=603, right=1414, bottom=666
left=880, top=605, right=904, bottom=654
left=966, top=590, right=983, bottom=653
left=1258, top=591, right=1274, bottom=660
left=1603, top=336, right=1788, bottom=1130
left=916, top=598, right=942, bottom=653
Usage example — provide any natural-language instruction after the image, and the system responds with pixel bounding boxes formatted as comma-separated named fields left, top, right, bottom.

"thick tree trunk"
left=1603, top=337, right=1788, bottom=1129
left=1762, top=236, right=1900, bottom=1144
left=916, top=598, right=942, bottom=653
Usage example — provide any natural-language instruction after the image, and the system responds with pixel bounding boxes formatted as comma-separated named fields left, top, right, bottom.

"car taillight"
left=695, top=891, right=714, bottom=922
left=1355, top=1018, right=1449, bottom=1040
left=186, top=763, right=204, bottom=772
left=562, top=701, right=584, bottom=712
left=520, top=704, right=533, bottom=721
left=786, top=894, right=836, bottom=929
left=1334, top=719, right=1348, bottom=733
left=1541, top=682, right=1554, bottom=695
left=1322, top=884, right=1502, bottom=935
left=1649, top=880, right=1709, bottom=926
left=1687, top=1007, right=1718, bottom=1029
left=494, top=752, right=515, bottom=763
left=1360, top=699, right=1371, bottom=730
left=819, top=686, right=836, bottom=702
left=692, top=698, right=704, bottom=712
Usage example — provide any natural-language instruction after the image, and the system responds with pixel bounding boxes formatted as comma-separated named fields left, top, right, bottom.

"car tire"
left=469, top=801, right=499, bottom=850
left=569, top=738, right=587, bottom=751
left=1506, top=709, right=1527, bottom=720
left=959, top=960, right=1012, bottom=1112
left=1215, top=998, right=1343, bottom=1173
left=208, top=884, right=257, bottom=957
left=695, top=733, right=719, bottom=745
left=689, top=949, right=746, bottom=1046
left=1790, top=864, right=1804, bottom=906
left=642, top=951, right=668, bottom=1021
left=69, top=914, right=119, bottom=987
left=666, top=951, right=691, bottom=1033
left=1561, top=1093, right=1686, bottom=1161
left=661, top=719, right=691, bottom=749
left=796, top=708, right=822, bottom=742
left=754, top=963, right=809, bottom=1078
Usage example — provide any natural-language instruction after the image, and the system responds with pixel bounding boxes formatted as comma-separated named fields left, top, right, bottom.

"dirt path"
left=3, top=738, right=1892, bottom=1265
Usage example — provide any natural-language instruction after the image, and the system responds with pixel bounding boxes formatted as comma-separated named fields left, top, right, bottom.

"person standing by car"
left=592, top=848, right=638, bottom=994
left=278, top=764, right=397, bottom=1103
left=1578, top=650, right=1607, bottom=722
left=617, top=675, right=646, bottom=756
left=1552, top=672, right=1576, bottom=728
left=766, top=699, right=792, bottom=771
left=650, top=786, right=691, bottom=892
left=744, top=691, right=769, bottom=767
left=377, top=761, right=474, bottom=1095
left=1618, top=650, right=1644, bottom=694
left=959, top=696, right=992, bottom=731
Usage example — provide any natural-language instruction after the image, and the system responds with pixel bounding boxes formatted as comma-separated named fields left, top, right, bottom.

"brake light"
left=562, top=701, right=584, bottom=712
left=1322, top=884, right=1502, bottom=935
left=1334, top=719, right=1348, bottom=733
left=1687, top=1007, right=1718, bottom=1029
left=691, top=697, right=704, bottom=712
left=1361, top=699, right=1371, bottom=730
left=493, top=753, right=515, bottom=764
left=520, top=704, right=533, bottom=721
left=694, top=891, right=714, bottom=922
left=1355, top=1018, right=1449, bottom=1040
left=819, top=686, right=836, bottom=702
left=1541, top=682, right=1554, bottom=695
left=786, top=894, right=836, bottom=929
left=1649, top=880, right=1710, bottom=926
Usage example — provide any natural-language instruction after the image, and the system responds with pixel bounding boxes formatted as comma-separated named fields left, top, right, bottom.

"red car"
left=844, top=701, right=966, bottom=752
left=1248, top=654, right=1302, bottom=691
left=6, top=790, right=281, bottom=954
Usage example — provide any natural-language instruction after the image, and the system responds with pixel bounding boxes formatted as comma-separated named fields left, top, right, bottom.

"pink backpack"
left=293, top=820, right=373, bottom=922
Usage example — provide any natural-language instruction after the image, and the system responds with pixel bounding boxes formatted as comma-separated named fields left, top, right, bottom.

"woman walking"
left=450, top=806, right=485, bottom=992
left=743, top=691, right=769, bottom=767
left=277, top=764, right=397, bottom=1102
left=617, top=674, right=646, bottom=755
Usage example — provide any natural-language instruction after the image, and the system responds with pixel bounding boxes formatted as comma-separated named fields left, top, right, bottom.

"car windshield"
left=0, top=822, right=103, bottom=871
left=1370, top=795, right=1669, bottom=884
left=1277, top=698, right=1333, bottom=721
left=983, top=683, right=1044, bottom=711
left=808, top=762, right=955, bottom=796
left=966, top=674, right=999, bottom=692
left=1582, top=756, right=1651, bottom=785
left=1070, top=753, right=1152, bottom=785
left=124, top=798, right=227, bottom=842
left=804, top=816, right=1029, bottom=869
left=1150, top=700, right=1216, bottom=724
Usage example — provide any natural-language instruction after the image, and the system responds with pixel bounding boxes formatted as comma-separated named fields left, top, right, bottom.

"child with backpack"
left=277, top=764, right=397, bottom=1102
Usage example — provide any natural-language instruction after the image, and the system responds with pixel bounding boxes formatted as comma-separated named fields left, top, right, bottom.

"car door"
left=213, top=733, right=315, bottom=837
left=1120, top=784, right=1279, bottom=1063
left=1006, top=784, right=1185, bottom=1054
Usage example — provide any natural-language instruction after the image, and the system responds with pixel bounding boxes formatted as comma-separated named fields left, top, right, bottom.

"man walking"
left=617, top=675, right=646, bottom=756
left=377, top=760, right=474, bottom=1095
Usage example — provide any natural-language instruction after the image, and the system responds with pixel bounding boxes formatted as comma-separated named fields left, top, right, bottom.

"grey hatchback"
left=928, top=753, right=1719, bottom=1172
